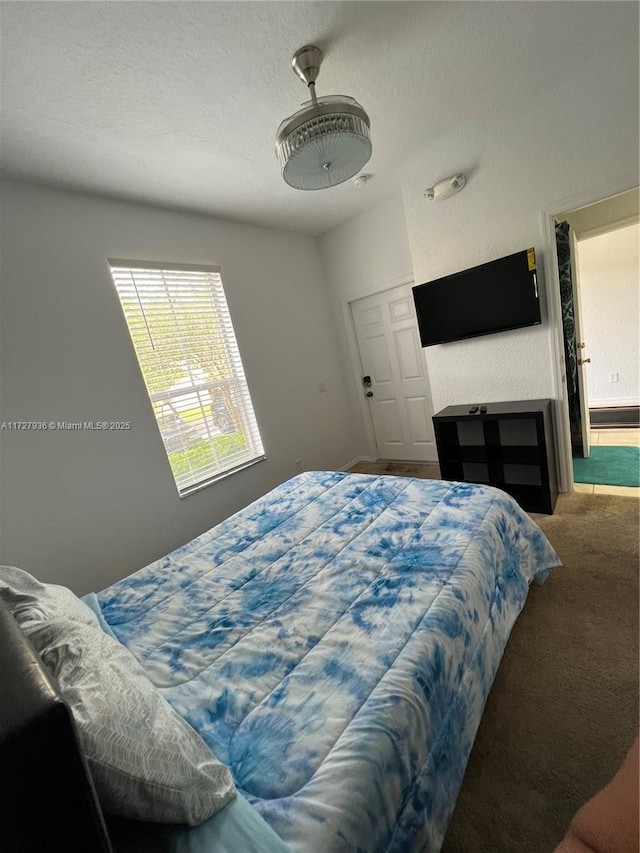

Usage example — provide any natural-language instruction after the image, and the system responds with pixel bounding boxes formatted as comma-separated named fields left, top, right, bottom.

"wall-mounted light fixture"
left=424, top=174, right=466, bottom=202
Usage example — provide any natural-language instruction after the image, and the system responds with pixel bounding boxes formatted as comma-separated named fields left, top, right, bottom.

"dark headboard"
left=0, top=599, right=113, bottom=852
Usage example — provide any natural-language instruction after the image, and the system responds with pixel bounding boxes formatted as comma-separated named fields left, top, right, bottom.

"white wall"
left=399, top=47, right=639, bottom=417
left=576, top=223, right=640, bottom=408
left=319, top=194, right=414, bottom=299
left=318, top=193, right=415, bottom=456
left=0, top=180, right=357, bottom=594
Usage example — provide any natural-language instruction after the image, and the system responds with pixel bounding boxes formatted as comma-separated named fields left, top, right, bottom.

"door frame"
left=343, top=273, right=419, bottom=462
left=568, top=227, right=591, bottom=458
left=540, top=173, right=638, bottom=493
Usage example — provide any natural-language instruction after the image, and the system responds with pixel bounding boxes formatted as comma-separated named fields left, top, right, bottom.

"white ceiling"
left=1, top=1, right=635, bottom=236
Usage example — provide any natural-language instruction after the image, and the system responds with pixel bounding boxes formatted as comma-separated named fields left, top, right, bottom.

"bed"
left=0, top=471, right=560, bottom=853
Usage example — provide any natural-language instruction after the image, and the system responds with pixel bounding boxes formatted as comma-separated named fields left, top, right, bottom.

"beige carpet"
left=348, top=459, right=441, bottom=479
left=441, top=492, right=639, bottom=852
left=348, top=464, right=639, bottom=850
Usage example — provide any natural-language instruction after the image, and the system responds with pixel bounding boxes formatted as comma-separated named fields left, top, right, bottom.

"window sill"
left=177, top=455, right=267, bottom=498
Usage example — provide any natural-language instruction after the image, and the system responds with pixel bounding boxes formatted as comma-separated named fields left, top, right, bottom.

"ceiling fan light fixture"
left=275, top=45, right=372, bottom=191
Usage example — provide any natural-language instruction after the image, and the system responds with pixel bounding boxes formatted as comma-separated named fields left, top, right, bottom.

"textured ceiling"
left=0, top=1, right=634, bottom=235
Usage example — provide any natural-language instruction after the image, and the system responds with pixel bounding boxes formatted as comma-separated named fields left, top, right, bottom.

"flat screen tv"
left=412, top=248, right=541, bottom=347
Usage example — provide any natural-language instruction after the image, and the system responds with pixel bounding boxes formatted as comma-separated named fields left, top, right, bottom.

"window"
left=109, top=261, right=265, bottom=496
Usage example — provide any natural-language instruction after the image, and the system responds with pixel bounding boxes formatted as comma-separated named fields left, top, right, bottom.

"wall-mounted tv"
left=412, top=248, right=541, bottom=347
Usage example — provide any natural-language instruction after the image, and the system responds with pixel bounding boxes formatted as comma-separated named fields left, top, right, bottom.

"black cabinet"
left=432, top=399, right=558, bottom=514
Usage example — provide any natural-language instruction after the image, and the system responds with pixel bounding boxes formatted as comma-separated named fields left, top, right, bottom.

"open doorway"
left=554, top=188, right=639, bottom=494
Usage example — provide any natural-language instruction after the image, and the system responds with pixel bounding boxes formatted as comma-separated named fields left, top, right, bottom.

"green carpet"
left=573, top=445, right=640, bottom=486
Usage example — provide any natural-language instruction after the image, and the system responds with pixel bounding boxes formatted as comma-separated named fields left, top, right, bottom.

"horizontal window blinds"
left=109, top=262, right=265, bottom=496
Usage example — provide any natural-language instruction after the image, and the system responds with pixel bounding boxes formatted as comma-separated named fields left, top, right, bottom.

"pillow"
left=0, top=566, right=236, bottom=825
left=0, top=563, right=97, bottom=629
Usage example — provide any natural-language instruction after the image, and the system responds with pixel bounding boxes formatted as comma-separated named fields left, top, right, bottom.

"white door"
left=350, top=285, right=436, bottom=461
left=569, top=229, right=591, bottom=458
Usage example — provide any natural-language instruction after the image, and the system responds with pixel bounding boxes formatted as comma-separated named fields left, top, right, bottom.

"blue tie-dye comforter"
left=97, top=472, right=560, bottom=853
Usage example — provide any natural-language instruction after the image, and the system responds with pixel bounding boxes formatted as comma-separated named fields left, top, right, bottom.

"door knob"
left=578, top=357, right=591, bottom=364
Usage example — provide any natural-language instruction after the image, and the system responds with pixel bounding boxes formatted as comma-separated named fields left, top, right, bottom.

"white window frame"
left=109, top=260, right=265, bottom=497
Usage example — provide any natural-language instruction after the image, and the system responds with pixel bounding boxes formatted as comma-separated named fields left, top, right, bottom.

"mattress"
left=97, top=472, right=560, bottom=852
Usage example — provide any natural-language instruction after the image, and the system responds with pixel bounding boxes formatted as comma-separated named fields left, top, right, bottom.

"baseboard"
left=590, top=397, right=640, bottom=409
left=340, top=455, right=373, bottom=471
left=590, top=405, right=640, bottom=428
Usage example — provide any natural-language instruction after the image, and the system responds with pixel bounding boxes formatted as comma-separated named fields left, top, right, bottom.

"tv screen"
left=412, top=248, right=541, bottom=347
